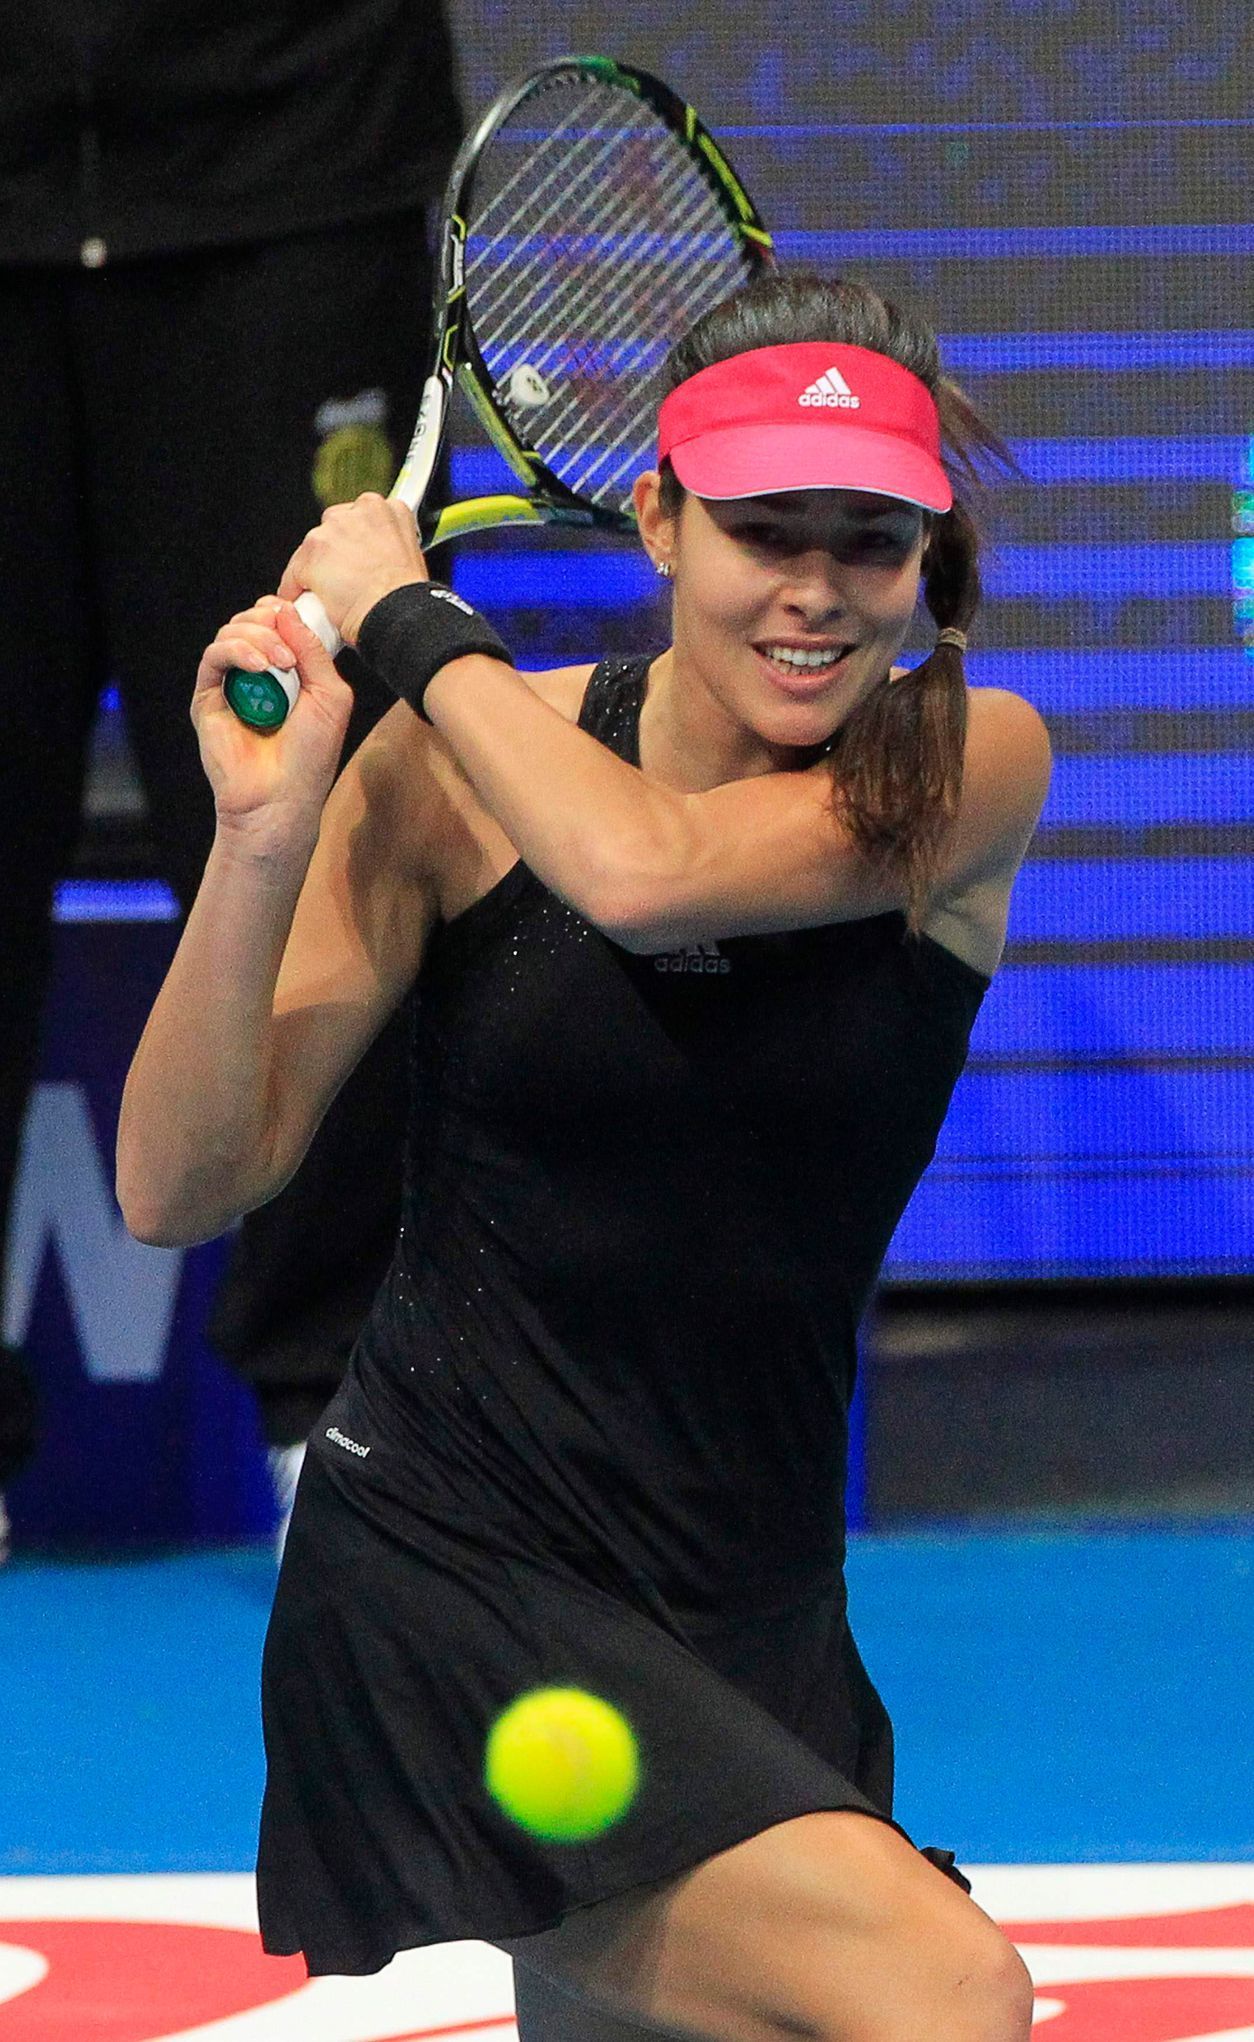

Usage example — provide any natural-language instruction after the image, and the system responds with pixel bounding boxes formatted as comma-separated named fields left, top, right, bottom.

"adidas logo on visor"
left=799, top=367, right=860, bottom=410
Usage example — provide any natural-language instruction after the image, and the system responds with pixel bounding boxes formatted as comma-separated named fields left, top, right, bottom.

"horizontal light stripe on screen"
left=1011, top=436, right=1247, bottom=483
left=53, top=880, right=179, bottom=923
left=48, top=880, right=1254, bottom=969
left=892, top=1070, right=1254, bottom=1276
left=719, top=119, right=1254, bottom=138
left=460, top=229, right=1248, bottom=281
left=451, top=543, right=1235, bottom=608
left=1040, top=754, right=1253, bottom=828
left=447, top=324, right=1254, bottom=392
left=776, top=225, right=1253, bottom=261
left=452, top=551, right=658, bottom=607
left=926, top=1064, right=1254, bottom=1162
left=888, top=1152, right=1253, bottom=1279
left=964, top=651, right=1250, bottom=713
left=984, top=542, right=1230, bottom=600
left=940, top=333, right=1254, bottom=374
left=1006, top=864, right=1254, bottom=945
left=971, top=963, right=1254, bottom=1057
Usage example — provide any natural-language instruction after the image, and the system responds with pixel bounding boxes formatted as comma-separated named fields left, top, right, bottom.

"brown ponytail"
left=660, top=277, right=1018, bottom=937
left=827, top=479, right=982, bottom=936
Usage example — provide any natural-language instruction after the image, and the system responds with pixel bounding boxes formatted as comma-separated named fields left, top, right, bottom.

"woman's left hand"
left=277, top=492, right=429, bottom=648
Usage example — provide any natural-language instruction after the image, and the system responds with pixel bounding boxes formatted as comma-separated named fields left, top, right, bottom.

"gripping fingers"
left=219, top=626, right=296, bottom=676
left=195, top=621, right=294, bottom=699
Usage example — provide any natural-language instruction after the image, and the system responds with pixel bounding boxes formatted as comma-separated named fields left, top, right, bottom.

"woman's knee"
left=843, top=1894, right=1036, bottom=2042
left=951, top=1930, right=1036, bottom=2041
left=769, top=1815, right=1035, bottom=2042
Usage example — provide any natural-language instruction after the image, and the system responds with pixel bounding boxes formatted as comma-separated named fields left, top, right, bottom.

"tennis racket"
left=223, top=53, right=773, bottom=729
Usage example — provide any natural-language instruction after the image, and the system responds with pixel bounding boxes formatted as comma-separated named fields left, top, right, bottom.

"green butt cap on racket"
left=222, top=587, right=344, bottom=726
left=223, top=53, right=772, bottom=731
left=222, top=669, right=296, bottom=729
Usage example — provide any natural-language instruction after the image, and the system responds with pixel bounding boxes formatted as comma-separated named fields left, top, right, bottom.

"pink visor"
left=656, top=341, right=952, bottom=513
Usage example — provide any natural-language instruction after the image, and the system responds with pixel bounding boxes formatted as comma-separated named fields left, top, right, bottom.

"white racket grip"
left=292, top=589, right=343, bottom=662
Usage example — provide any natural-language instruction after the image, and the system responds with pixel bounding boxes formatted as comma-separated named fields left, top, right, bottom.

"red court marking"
left=1027, top=1976, right=1254, bottom=2041
left=0, top=1921, right=306, bottom=2039
left=380, top=2021, right=516, bottom=2041
left=1005, top=1902, right=1254, bottom=1948
left=999, top=1906, right=1254, bottom=2042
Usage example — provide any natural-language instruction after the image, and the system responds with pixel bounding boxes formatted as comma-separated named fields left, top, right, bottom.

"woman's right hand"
left=192, top=599, right=355, bottom=847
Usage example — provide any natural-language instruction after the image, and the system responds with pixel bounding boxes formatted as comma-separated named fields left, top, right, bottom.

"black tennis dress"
left=257, top=655, right=992, bottom=1975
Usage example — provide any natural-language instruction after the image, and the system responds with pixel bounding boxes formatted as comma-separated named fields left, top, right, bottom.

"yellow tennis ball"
left=484, top=1686, right=640, bottom=1842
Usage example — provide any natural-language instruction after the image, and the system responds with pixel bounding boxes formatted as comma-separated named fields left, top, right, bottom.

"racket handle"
left=222, top=592, right=342, bottom=731
left=224, top=370, right=443, bottom=730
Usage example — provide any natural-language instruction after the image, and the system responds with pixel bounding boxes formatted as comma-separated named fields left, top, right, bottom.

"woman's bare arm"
left=117, top=619, right=441, bottom=1245
left=421, top=656, right=1053, bottom=948
left=277, top=494, right=1052, bottom=951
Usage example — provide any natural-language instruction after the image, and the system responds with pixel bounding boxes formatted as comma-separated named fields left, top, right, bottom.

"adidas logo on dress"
left=799, top=367, right=860, bottom=410
left=654, top=941, right=731, bottom=976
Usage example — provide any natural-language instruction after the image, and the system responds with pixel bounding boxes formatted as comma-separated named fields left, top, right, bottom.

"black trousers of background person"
left=0, top=210, right=436, bottom=1470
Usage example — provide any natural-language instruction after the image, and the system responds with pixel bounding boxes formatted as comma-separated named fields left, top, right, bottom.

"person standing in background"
left=0, top=0, right=463, bottom=1554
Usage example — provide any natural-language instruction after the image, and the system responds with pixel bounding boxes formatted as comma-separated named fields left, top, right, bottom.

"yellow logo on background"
left=312, top=390, right=395, bottom=506
left=313, top=424, right=395, bottom=506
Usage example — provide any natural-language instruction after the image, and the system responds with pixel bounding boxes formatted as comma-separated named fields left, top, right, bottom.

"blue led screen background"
left=439, top=1, right=1252, bottom=1281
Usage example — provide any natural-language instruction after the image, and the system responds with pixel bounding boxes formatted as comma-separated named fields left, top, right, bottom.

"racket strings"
left=515, top=166, right=731, bottom=386
left=468, top=92, right=615, bottom=242
left=466, top=85, right=754, bottom=506
left=524, top=177, right=748, bottom=457
left=509, top=208, right=749, bottom=501
left=469, top=92, right=646, bottom=333
left=472, top=101, right=717, bottom=346
left=494, top=218, right=742, bottom=506
left=472, top=156, right=677, bottom=370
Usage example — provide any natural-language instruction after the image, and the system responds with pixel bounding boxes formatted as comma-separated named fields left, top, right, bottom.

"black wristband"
left=357, top=581, right=512, bottom=721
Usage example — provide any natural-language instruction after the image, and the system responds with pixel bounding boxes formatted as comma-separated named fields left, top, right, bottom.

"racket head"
left=422, top=55, right=774, bottom=546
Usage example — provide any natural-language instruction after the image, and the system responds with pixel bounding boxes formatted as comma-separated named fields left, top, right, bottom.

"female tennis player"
left=119, top=273, right=1048, bottom=2041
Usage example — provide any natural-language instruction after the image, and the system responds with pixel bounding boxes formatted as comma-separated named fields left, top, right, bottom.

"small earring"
left=654, top=558, right=673, bottom=579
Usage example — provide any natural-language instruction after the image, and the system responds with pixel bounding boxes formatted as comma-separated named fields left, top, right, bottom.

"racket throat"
left=393, top=375, right=450, bottom=511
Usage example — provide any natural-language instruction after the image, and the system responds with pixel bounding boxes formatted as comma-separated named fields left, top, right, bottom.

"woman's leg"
left=497, top=1809, right=1034, bottom=2042
left=513, top=1959, right=707, bottom=2041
